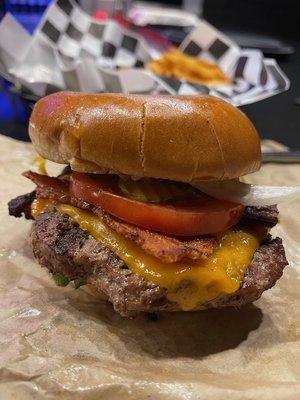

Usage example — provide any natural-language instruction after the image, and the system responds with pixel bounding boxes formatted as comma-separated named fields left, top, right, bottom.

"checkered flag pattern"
left=37, top=0, right=148, bottom=68
left=0, top=0, right=289, bottom=105
left=172, top=22, right=289, bottom=105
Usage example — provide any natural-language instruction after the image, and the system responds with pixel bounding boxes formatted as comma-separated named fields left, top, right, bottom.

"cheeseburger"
left=8, top=92, right=288, bottom=317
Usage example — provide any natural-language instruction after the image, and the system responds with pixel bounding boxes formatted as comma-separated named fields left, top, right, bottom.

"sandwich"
left=8, top=92, right=289, bottom=317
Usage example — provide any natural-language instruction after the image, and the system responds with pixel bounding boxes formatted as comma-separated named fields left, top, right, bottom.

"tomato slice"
left=70, top=172, right=245, bottom=236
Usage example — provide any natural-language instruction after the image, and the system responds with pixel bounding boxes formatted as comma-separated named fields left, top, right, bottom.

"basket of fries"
left=149, top=48, right=231, bottom=87
left=0, top=0, right=289, bottom=105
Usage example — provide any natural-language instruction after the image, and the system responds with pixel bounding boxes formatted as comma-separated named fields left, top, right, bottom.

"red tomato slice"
left=70, top=172, right=245, bottom=236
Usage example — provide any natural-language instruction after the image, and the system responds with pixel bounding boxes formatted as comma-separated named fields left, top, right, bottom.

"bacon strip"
left=22, top=171, right=219, bottom=263
left=98, top=209, right=218, bottom=263
left=22, top=171, right=70, bottom=203
left=243, top=205, right=278, bottom=225
left=8, top=190, right=36, bottom=219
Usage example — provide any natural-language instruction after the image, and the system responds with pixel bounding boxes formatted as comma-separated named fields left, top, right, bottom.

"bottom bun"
left=30, top=209, right=288, bottom=317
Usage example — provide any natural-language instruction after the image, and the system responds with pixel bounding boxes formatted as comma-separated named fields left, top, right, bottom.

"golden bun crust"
left=29, top=92, right=261, bottom=182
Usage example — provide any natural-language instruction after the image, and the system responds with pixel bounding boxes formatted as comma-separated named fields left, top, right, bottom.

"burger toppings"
left=23, top=170, right=69, bottom=201
left=98, top=209, right=219, bottom=263
left=52, top=273, right=70, bottom=287
left=118, top=175, right=198, bottom=203
left=30, top=199, right=219, bottom=263
left=8, top=168, right=284, bottom=312
left=192, top=179, right=300, bottom=206
left=70, top=172, right=245, bottom=236
left=243, top=205, right=278, bottom=226
left=32, top=155, right=47, bottom=175
left=20, top=170, right=246, bottom=237
left=52, top=273, right=87, bottom=289
left=7, top=190, right=36, bottom=219
left=16, top=172, right=219, bottom=262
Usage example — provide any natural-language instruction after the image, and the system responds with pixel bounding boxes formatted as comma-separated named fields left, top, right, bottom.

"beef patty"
left=31, top=210, right=288, bottom=317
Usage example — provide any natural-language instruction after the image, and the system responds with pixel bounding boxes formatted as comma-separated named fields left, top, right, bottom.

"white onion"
left=191, top=180, right=300, bottom=206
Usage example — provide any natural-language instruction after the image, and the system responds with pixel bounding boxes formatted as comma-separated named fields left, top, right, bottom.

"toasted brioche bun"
left=29, top=92, right=261, bottom=182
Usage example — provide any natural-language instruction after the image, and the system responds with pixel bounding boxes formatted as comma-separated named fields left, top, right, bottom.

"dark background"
left=0, top=0, right=299, bottom=148
left=204, top=0, right=300, bottom=149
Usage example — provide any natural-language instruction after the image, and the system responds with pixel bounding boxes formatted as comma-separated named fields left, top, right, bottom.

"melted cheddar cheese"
left=32, top=199, right=262, bottom=310
left=32, top=156, right=47, bottom=175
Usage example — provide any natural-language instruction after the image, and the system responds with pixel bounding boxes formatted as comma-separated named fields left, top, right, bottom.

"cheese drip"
left=32, top=156, right=47, bottom=175
left=32, top=199, right=261, bottom=310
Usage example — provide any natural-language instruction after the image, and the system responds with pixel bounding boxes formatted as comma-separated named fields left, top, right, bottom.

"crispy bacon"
left=93, top=207, right=218, bottom=262
left=22, top=171, right=219, bottom=263
left=22, top=171, right=70, bottom=203
left=243, top=205, right=278, bottom=225
left=8, top=190, right=36, bottom=219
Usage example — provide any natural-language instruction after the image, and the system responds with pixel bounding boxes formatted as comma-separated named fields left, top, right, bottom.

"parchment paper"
left=0, top=134, right=299, bottom=400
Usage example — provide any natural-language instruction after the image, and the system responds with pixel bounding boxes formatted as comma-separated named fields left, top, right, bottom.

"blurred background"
left=0, top=0, right=299, bottom=148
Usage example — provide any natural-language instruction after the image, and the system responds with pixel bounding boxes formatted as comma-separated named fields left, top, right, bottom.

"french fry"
left=149, top=48, right=231, bottom=87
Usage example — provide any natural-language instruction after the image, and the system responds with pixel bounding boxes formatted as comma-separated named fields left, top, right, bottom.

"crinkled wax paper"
left=0, top=134, right=299, bottom=400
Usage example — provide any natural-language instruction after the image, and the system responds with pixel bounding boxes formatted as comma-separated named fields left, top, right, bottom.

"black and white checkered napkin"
left=0, top=0, right=289, bottom=105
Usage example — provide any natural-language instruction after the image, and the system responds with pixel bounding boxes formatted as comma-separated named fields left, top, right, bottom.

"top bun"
left=29, top=92, right=261, bottom=182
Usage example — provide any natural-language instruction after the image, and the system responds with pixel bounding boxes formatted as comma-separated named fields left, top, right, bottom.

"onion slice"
left=191, top=180, right=300, bottom=206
